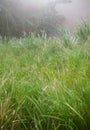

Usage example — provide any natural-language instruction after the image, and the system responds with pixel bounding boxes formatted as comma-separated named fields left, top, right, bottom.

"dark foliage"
left=0, top=0, right=69, bottom=38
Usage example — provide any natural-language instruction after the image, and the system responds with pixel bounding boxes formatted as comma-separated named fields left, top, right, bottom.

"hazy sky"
left=20, top=0, right=72, bottom=9
left=56, top=0, right=90, bottom=29
left=20, top=0, right=49, bottom=5
left=21, top=0, right=71, bottom=5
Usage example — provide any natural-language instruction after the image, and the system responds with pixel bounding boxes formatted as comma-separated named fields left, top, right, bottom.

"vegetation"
left=0, top=0, right=70, bottom=38
left=0, top=30, right=90, bottom=130
left=76, top=21, right=90, bottom=42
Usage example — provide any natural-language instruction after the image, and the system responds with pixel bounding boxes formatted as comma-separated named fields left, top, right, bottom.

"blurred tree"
left=0, top=0, right=71, bottom=38
left=36, top=0, right=72, bottom=36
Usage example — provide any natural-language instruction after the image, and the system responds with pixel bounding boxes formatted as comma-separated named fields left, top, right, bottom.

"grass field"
left=0, top=34, right=90, bottom=130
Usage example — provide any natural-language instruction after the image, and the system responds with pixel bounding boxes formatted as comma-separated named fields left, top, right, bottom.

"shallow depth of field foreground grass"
left=0, top=36, right=90, bottom=130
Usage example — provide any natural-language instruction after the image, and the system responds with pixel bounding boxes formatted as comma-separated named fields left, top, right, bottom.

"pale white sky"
left=20, top=0, right=71, bottom=8
left=20, top=0, right=49, bottom=7
left=20, top=0, right=50, bottom=4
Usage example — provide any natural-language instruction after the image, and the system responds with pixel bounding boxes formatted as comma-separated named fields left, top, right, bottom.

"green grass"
left=0, top=35, right=90, bottom=130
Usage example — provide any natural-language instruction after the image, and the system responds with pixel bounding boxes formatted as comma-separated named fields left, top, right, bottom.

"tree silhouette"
left=0, top=0, right=71, bottom=38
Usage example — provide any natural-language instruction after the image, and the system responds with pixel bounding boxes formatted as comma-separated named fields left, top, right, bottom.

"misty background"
left=56, top=0, right=90, bottom=30
left=0, top=0, right=90, bottom=38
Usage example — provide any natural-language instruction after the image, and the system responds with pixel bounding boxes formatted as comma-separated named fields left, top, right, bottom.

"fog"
left=21, top=0, right=90, bottom=30
left=0, top=0, right=90, bottom=37
left=56, top=0, right=90, bottom=30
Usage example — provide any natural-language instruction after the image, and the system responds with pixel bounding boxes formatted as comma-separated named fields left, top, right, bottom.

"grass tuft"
left=0, top=32, right=90, bottom=130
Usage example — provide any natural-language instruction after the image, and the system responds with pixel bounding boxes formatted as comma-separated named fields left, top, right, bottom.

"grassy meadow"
left=0, top=30, right=90, bottom=130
